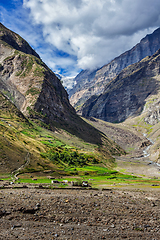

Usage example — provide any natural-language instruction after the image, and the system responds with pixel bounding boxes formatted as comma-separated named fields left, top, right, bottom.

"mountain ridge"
left=0, top=23, right=103, bottom=144
left=70, top=27, right=160, bottom=108
left=81, top=49, right=160, bottom=122
left=0, top=23, right=40, bottom=59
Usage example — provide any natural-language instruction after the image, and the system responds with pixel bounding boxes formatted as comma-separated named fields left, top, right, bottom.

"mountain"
left=70, top=27, right=160, bottom=108
left=55, top=73, right=76, bottom=93
left=80, top=47, right=160, bottom=165
left=0, top=23, right=126, bottom=174
left=2, top=23, right=160, bottom=176
left=0, top=91, right=126, bottom=174
left=81, top=49, right=160, bottom=123
left=0, top=23, right=104, bottom=144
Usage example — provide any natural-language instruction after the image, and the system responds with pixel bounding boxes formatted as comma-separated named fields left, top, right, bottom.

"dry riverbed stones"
left=0, top=188, right=159, bottom=239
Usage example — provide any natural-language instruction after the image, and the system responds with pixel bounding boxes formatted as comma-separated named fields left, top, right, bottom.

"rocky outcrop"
left=0, top=42, right=73, bottom=123
left=144, top=101, right=160, bottom=125
left=0, top=23, right=40, bottom=59
left=81, top=50, right=160, bottom=123
left=70, top=27, right=160, bottom=108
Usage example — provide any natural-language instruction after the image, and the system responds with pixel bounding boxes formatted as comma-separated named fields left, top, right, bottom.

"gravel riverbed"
left=0, top=187, right=159, bottom=239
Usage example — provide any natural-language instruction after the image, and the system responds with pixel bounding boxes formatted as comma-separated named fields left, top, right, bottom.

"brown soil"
left=0, top=187, right=160, bottom=240
left=85, top=118, right=145, bottom=153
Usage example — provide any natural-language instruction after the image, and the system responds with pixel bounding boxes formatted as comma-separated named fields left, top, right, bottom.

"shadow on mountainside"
left=82, top=52, right=160, bottom=123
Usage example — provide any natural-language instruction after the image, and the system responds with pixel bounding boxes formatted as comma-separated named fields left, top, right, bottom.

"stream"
left=143, top=134, right=160, bottom=168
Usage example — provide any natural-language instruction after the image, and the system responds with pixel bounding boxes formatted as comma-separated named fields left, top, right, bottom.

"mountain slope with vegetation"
left=0, top=92, right=124, bottom=175
left=0, top=23, right=125, bottom=175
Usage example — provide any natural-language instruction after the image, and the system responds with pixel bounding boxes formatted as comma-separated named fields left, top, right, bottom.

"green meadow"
left=1, top=165, right=159, bottom=189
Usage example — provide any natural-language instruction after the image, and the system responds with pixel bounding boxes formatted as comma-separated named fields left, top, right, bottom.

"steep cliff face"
left=0, top=23, right=104, bottom=144
left=81, top=50, right=160, bottom=123
left=70, top=27, right=160, bottom=108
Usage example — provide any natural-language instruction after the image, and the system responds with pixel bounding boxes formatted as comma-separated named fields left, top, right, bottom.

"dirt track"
left=0, top=187, right=160, bottom=239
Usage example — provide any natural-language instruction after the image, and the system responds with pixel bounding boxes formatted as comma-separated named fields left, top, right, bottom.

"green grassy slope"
left=0, top=93, right=125, bottom=176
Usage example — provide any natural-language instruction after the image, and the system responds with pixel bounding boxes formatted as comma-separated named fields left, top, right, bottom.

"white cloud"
left=0, top=3, right=78, bottom=76
left=9, top=0, right=160, bottom=73
left=23, top=0, right=160, bottom=71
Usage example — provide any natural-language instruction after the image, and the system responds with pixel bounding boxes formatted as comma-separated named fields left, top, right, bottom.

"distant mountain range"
left=55, top=73, right=76, bottom=93
left=70, top=27, right=160, bottom=109
left=74, top=29, right=160, bottom=165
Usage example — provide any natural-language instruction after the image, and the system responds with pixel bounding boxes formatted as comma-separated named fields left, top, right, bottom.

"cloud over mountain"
left=23, top=0, right=160, bottom=71
left=1, top=1, right=160, bottom=75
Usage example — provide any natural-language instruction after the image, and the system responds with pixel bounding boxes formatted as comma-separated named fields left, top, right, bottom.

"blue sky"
left=0, top=0, right=160, bottom=77
left=0, top=0, right=78, bottom=76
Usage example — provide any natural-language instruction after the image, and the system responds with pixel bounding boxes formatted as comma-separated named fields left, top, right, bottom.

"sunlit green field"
left=1, top=165, right=159, bottom=189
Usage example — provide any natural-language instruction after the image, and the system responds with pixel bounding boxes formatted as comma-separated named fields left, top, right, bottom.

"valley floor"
left=84, top=117, right=160, bottom=179
left=115, top=155, right=160, bottom=179
left=0, top=187, right=159, bottom=240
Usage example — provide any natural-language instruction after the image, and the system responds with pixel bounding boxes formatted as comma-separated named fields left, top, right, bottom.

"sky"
left=0, top=0, right=160, bottom=77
